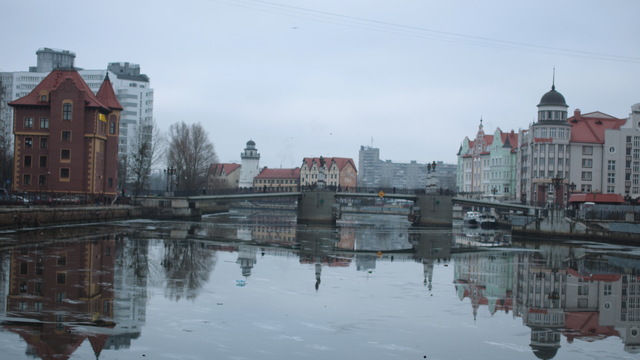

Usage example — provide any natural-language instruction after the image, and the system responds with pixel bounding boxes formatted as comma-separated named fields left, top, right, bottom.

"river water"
left=1, top=209, right=639, bottom=360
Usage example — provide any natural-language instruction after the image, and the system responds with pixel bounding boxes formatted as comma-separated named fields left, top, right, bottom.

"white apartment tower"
left=0, top=48, right=153, bottom=158
left=239, top=140, right=260, bottom=188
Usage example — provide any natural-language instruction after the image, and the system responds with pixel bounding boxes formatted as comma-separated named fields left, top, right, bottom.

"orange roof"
left=255, top=167, right=300, bottom=179
left=568, top=111, right=625, bottom=144
left=568, top=193, right=625, bottom=204
left=9, top=69, right=110, bottom=111
left=301, top=157, right=356, bottom=172
left=96, top=74, right=123, bottom=110
left=210, top=163, right=240, bottom=176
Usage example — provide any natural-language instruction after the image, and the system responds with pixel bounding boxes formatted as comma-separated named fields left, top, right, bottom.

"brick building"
left=9, top=69, right=121, bottom=199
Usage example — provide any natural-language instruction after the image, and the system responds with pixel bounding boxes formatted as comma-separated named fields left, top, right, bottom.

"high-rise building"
left=0, top=48, right=153, bottom=160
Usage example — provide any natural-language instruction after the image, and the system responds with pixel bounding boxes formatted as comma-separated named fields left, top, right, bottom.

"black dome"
left=246, top=140, right=255, bottom=146
left=538, top=85, right=567, bottom=107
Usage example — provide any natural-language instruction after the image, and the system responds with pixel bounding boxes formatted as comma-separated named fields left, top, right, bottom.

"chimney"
left=574, top=109, right=581, bottom=118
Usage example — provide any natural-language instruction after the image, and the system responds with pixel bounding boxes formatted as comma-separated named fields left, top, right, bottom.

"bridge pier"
left=414, top=194, right=453, bottom=226
left=297, top=191, right=336, bottom=223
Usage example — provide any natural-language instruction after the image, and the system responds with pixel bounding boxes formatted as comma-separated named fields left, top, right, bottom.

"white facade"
left=239, top=140, right=260, bottom=188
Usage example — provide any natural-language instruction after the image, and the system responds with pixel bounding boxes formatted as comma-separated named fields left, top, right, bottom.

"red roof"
left=568, top=111, right=625, bottom=144
left=301, top=157, right=356, bottom=172
left=96, top=74, right=123, bottom=110
left=210, top=163, right=241, bottom=176
left=9, top=69, right=110, bottom=111
left=255, top=167, right=300, bottom=179
left=568, top=193, right=625, bottom=204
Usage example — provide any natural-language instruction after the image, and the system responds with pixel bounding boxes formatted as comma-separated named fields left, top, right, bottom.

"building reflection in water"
left=454, top=240, right=640, bottom=358
left=3, top=215, right=640, bottom=359
left=0, top=229, right=148, bottom=359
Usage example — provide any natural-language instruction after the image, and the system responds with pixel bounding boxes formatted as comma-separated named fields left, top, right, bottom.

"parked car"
left=53, top=195, right=81, bottom=204
left=32, top=195, right=53, bottom=205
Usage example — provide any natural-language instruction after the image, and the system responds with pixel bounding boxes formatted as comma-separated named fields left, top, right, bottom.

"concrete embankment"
left=0, top=206, right=143, bottom=229
left=511, top=209, right=640, bottom=244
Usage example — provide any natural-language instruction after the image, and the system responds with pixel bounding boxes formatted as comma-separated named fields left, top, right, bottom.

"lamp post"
left=551, top=176, right=563, bottom=209
left=165, top=167, right=175, bottom=195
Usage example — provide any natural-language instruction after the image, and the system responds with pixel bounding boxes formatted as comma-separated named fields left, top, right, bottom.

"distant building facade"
left=208, top=163, right=241, bottom=190
left=456, top=120, right=519, bottom=200
left=300, top=157, right=357, bottom=190
left=253, top=167, right=300, bottom=192
left=358, top=145, right=456, bottom=191
left=9, top=69, right=122, bottom=197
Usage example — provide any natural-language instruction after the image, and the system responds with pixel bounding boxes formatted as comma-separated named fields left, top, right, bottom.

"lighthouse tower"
left=239, top=140, right=260, bottom=188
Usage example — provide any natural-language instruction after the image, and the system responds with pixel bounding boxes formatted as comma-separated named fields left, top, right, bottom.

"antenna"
left=552, top=67, right=556, bottom=90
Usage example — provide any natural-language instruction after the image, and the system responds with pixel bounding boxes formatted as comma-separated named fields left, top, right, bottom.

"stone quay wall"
left=0, top=206, right=143, bottom=229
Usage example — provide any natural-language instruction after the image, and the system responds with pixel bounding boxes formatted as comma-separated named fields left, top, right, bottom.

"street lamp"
left=551, top=175, right=563, bottom=209
left=165, top=167, right=175, bottom=194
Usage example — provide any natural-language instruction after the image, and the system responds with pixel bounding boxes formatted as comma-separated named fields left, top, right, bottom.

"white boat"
left=478, top=214, right=498, bottom=229
left=463, top=211, right=481, bottom=227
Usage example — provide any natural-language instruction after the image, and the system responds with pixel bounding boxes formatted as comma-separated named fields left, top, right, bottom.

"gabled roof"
left=568, top=193, right=625, bottom=204
left=301, top=157, right=356, bottom=172
left=96, top=73, right=123, bottom=110
left=210, top=163, right=241, bottom=176
left=568, top=111, right=625, bottom=144
left=9, top=69, right=110, bottom=111
left=255, top=167, right=300, bottom=179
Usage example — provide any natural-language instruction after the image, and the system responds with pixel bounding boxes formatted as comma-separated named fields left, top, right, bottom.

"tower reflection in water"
left=454, top=240, right=640, bottom=358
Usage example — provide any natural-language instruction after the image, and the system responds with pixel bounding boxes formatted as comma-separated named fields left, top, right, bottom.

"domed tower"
left=536, top=83, right=568, bottom=123
left=239, top=140, right=260, bottom=188
left=526, top=76, right=572, bottom=208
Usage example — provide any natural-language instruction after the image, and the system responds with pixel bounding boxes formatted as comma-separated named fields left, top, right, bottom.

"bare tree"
left=167, top=122, right=217, bottom=192
left=127, top=119, right=164, bottom=196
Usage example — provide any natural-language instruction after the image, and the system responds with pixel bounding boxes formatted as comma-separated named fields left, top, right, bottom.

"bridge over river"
left=137, top=191, right=536, bottom=226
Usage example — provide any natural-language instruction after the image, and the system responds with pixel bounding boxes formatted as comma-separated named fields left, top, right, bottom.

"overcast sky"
left=3, top=0, right=640, bottom=168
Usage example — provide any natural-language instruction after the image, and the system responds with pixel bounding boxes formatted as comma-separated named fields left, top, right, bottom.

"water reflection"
left=0, top=213, right=639, bottom=359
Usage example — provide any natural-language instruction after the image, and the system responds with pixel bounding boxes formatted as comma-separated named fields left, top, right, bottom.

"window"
left=61, top=131, right=71, bottom=141
left=24, top=155, right=31, bottom=167
left=582, top=159, right=592, bottom=168
left=38, top=175, right=47, bottom=186
left=61, top=149, right=70, bottom=160
left=582, top=184, right=592, bottom=192
left=24, top=117, right=33, bottom=128
left=607, top=186, right=615, bottom=193
left=582, top=171, right=592, bottom=181
left=60, top=168, right=70, bottom=179
left=56, top=272, right=66, bottom=284
left=57, top=255, right=66, bottom=266
left=23, top=174, right=30, bottom=185
left=56, top=292, right=65, bottom=302
left=62, top=103, right=72, bottom=120
left=608, top=173, right=615, bottom=184
left=108, top=178, right=113, bottom=187
left=20, top=282, right=27, bottom=293
left=39, top=156, right=47, bottom=168
left=25, top=137, right=32, bottom=148
left=40, top=137, right=48, bottom=149
left=582, top=146, right=593, bottom=155
left=608, top=160, right=616, bottom=171
left=20, top=262, right=28, bottom=274
left=109, top=121, right=116, bottom=134
left=40, top=118, right=49, bottom=129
